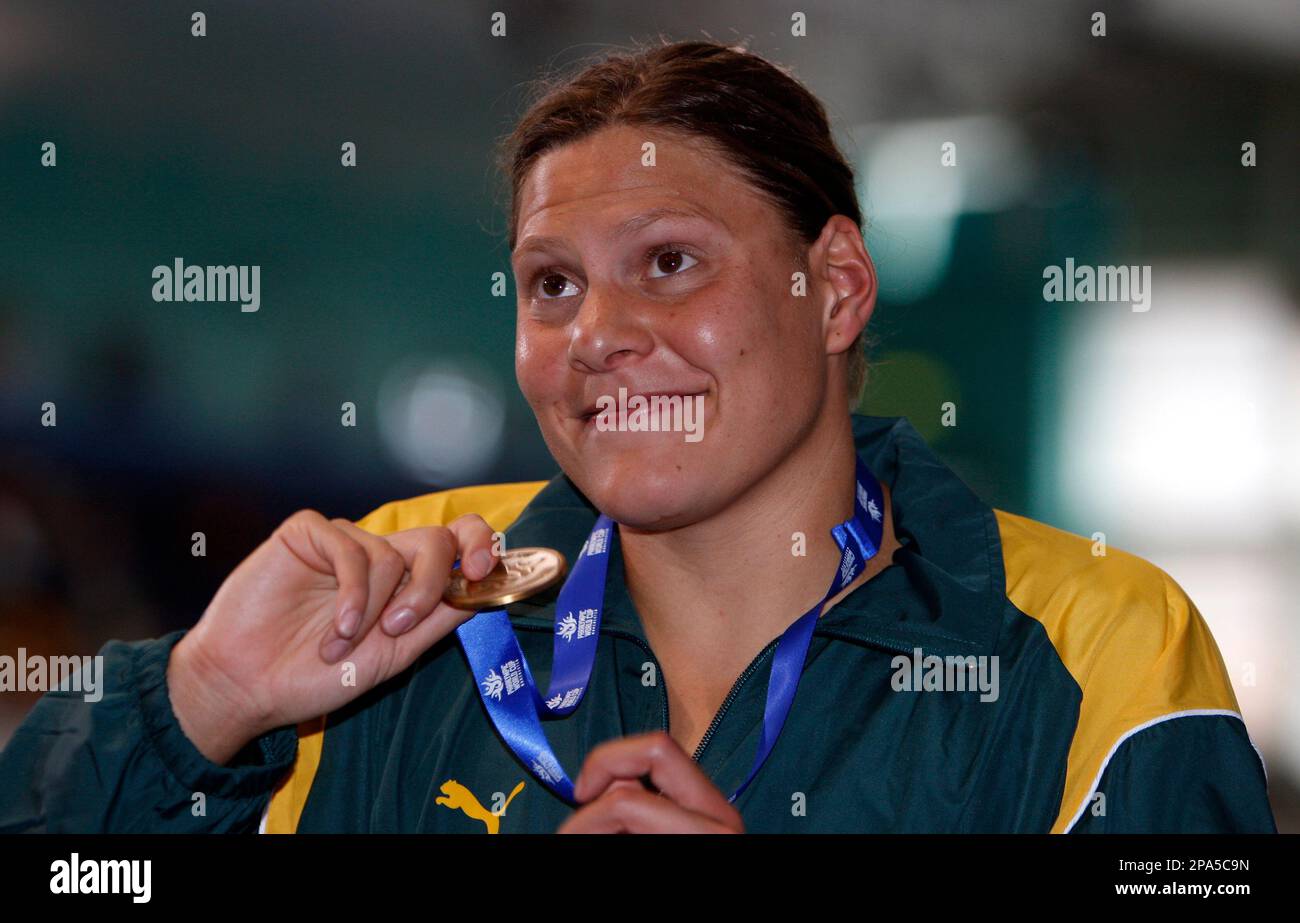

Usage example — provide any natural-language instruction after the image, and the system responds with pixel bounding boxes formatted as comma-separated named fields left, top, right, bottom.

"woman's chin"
left=580, top=464, right=717, bottom=531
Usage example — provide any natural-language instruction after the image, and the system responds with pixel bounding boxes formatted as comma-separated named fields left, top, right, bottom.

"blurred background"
left=0, top=1, right=1296, bottom=829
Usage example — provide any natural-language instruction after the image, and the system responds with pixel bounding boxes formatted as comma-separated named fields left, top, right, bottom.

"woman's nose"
left=566, top=286, right=654, bottom=373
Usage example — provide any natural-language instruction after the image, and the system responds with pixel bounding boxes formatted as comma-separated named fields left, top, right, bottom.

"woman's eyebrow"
left=609, top=205, right=717, bottom=239
left=513, top=205, right=719, bottom=261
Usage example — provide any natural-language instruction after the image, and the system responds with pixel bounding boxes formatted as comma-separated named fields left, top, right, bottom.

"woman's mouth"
left=578, top=390, right=708, bottom=432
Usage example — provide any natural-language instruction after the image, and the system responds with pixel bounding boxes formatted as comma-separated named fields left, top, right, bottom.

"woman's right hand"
left=166, top=509, right=500, bottom=765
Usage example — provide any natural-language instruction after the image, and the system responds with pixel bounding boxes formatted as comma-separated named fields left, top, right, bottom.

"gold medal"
left=443, top=547, right=568, bottom=609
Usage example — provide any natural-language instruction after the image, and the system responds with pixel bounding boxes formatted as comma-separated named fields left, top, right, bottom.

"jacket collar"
left=502, top=414, right=1003, bottom=658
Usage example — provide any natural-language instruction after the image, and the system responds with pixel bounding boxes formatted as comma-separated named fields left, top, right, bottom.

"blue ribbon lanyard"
left=455, top=454, right=885, bottom=805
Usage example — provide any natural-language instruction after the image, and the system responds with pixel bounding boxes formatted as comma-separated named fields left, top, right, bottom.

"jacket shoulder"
left=993, top=508, right=1232, bottom=702
left=992, top=509, right=1253, bottom=831
left=354, top=480, right=550, bottom=536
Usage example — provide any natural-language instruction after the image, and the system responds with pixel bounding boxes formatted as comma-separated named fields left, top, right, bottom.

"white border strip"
left=1062, top=709, right=1267, bottom=832
left=257, top=799, right=270, bottom=834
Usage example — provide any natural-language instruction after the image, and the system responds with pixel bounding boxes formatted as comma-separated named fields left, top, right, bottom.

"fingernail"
left=322, top=638, right=351, bottom=663
left=471, top=549, right=494, bottom=577
left=384, top=607, right=415, bottom=635
left=338, top=607, right=361, bottom=639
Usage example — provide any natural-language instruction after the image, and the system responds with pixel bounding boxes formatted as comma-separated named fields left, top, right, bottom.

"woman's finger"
left=377, top=514, right=499, bottom=635
left=444, top=514, right=501, bottom=581
left=557, top=785, right=739, bottom=834
left=278, top=510, right=373, bottom=645
left=317, top=519, right=408, bottom=658
left=571, top=730, right=744, bottom=831
left=372, top=525, right=458, bottom=636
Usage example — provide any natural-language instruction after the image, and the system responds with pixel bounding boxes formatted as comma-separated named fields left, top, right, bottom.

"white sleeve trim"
left=1061, top=708, right=1267, bottom=833
left=257, top=799, right=270, bottom=834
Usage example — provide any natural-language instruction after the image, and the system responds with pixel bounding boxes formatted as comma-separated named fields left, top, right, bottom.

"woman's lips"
left=579, top=391, right=707, bottom=427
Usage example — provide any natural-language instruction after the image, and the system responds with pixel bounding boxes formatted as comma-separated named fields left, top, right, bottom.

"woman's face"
left=512, top=123, right=847, bottom=531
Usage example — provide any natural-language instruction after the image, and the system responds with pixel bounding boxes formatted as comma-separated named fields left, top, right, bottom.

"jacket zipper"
left=689, top=638, right=778, bottom=764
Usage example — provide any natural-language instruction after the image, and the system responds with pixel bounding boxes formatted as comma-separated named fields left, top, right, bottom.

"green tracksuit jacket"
left=0, top=415, right=1276, bottom=833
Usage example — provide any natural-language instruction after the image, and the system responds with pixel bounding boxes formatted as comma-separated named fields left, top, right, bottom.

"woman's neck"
left=617, top=411, right=894, bottom=664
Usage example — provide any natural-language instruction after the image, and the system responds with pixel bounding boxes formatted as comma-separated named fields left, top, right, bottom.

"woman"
left=0, top=40, right=1274, bottom=834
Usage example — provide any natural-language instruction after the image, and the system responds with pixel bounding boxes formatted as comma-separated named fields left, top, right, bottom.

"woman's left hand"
left=556, top=730, right=745, bottom=833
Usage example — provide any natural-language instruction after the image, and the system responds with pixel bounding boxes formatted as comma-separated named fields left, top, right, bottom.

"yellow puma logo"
left=435, top=779, right=525, bottom=834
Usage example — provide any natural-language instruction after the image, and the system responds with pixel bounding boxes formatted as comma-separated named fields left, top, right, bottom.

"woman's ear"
left=817, top=215, right=877, bottom=359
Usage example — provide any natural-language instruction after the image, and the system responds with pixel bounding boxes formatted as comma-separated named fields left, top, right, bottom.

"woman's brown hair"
left=496, top=38, right=871, bottom=403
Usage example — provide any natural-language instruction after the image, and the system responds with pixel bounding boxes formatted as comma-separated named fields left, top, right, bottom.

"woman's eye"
left=530, top=246, right=697, bottom=298
left=646, top=247, right=699, bottom=279
left=536, top=272, right=579, bottom=300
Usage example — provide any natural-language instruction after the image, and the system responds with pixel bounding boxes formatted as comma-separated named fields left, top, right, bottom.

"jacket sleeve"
left=1068, top=712, right=1276, bottom=833
left=996, top=508, right=1279, bottom=835
left=0, top=629, right=297, bottom=833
